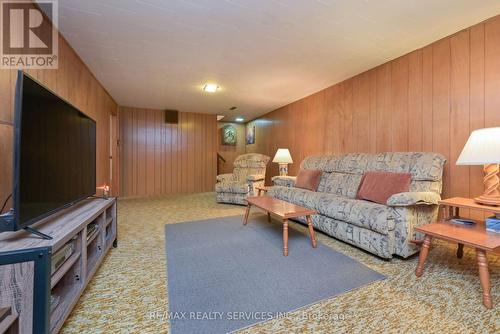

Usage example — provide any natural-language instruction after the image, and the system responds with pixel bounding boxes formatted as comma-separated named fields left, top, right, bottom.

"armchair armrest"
left=387, top=192, right=441, bottom=207
left=272, top=176, right=296, bottom=187
left=216, top=173, right=234, bottom=182
left=247, top=174, right=265, bottom=182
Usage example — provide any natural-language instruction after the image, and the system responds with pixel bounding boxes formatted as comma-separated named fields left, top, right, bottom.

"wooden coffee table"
left=415, top=197, right=500, bottom=309
left=244, top=196, right=317, bottom=256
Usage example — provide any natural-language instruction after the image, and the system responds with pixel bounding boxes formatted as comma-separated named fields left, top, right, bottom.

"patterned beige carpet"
left=61, top=193, right=499, bottom=334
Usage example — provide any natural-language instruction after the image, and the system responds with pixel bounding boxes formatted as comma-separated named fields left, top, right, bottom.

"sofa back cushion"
left=300, top=152, right=446, bottom=194
left=295, top=169, right=322, bottom=191
left=322, top=172, right=363, bottom=198
left=233, top=167, right=265, bottom=182
left=356, top=172, right=412, bottom=204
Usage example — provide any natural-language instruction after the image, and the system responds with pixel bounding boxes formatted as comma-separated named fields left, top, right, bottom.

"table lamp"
left=273, top=148, right=293, bottom=176
left=456, top=127, right=500, bottom=207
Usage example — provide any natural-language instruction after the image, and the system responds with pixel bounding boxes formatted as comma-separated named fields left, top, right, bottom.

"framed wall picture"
left=221, top=125, right=237, bottom=145
left=246, top=125, right=255, bottom=144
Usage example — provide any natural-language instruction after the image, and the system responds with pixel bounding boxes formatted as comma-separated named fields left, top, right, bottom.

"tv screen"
left=13, top=72, right=96, bottom=229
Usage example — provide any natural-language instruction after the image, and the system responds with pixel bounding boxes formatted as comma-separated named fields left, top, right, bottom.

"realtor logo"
left=1, top=0, right=58, bottom=69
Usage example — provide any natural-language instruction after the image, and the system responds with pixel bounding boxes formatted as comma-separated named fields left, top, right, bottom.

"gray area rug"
left=165, top=214, right=385, bottom=334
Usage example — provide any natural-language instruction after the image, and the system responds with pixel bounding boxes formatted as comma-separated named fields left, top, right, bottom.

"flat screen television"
left=7, top=71, right=96, bottom=234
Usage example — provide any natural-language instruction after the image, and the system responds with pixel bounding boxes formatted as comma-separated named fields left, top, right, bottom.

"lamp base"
left=278, top=163, right=288, bottom=176
left=475, top=164, right=500, bottom=207
left=474, top=195, right=500, bottom=207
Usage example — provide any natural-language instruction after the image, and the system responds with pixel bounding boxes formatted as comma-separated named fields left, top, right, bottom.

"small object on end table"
left=450, top=218, right=477, bottom=225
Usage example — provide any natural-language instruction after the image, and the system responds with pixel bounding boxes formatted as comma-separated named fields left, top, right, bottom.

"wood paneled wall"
left=119, top=108, right=217, bottom=197
left=247, top=16, right=500, bottom=204
left=217, top=122, right=246, bottom=175
left=0, top=20, right=118, bottom=210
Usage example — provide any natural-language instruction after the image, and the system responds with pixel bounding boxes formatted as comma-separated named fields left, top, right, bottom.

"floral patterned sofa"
left=269, top=152, right=446, bottom=259
left=216, top=153, right=270, bottom=205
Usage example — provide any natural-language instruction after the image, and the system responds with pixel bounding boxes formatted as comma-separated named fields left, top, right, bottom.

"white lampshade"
left=456, top=127, right=500, bottom=165
left=273, top=148, right=293, bottom=164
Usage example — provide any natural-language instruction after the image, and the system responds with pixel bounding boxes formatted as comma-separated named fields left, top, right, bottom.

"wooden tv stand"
left=0, top=198, right=117, bottom=334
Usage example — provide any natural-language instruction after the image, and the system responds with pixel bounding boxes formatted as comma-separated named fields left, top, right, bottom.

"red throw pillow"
left=357, top=171, right=411, bottom=205
left=295, top=169, right=322, bottom=191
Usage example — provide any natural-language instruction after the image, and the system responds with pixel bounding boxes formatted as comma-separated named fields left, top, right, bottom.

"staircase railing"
left=216, top=153, right=226, bottom=175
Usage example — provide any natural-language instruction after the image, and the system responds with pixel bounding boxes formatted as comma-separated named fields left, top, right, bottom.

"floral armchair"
left=215, top=153, right=270, bottom=205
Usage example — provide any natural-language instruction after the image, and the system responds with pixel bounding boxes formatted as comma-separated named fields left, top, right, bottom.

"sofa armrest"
left=387, top=192, right=441, bottom=207
left=247, top=174, right=265, bottom=182
left=216, top=173, right=234, bottom=182
left=272, top=176, right=296, bottom=187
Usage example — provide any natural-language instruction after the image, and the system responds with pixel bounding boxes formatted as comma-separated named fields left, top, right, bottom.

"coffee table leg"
left=457, top=243, right=464, bottom=259
left=306, top=216, right=317, bottom=248
left=415, top=235, right=432, bottom=277
left=476, top=249, right=493, bottom=309
left=283, top=219, right=289, bottom=256
left=267, top=212, right=271, bottom=222
left=243, top=204, right=251, bottom=225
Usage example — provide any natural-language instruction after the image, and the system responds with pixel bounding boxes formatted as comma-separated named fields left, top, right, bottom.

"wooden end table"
left=255, top=185, right=271, bottom=196
left=415, top=197, right=500, bottom=309
left=244, top=196, right=317, bottom=256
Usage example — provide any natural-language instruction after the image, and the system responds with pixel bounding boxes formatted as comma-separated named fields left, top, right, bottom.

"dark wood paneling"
left=119, top=108, right=217, bottom=197
left=247, top=16, right=500, bottom=202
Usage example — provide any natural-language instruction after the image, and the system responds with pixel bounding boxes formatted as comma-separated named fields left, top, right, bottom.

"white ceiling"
left=52, top=0, right=500, bottom=122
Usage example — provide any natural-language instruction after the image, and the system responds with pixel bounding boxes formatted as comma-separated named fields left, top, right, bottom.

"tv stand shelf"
left=0, top=198, right=117, bottom=334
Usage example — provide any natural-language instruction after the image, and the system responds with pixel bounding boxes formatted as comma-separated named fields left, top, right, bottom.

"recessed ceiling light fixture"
left=203, top=83, right=219, bottom=93
left=235, top=117, right=244, bottom=122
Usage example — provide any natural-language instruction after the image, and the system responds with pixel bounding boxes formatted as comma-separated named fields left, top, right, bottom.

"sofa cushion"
left=356, top=172, right=411, bottom=204
left=271, top=176, right=297, bottom=187
left=300, top=152, right=446, bottom=181
left=270, top=186, right=395, bottom=235
left=268, top=186, right=320, bottom=210
left=295, top=169, right=322, bottom=191
left=322, top=172, right=363, bottom=198
left=315, top=193, right=395, bottom=235
left=215, top=181, right=249, bottom=194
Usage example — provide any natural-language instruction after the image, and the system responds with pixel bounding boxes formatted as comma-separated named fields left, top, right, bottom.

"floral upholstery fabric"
left=269, top=152, right=446, bottom=259
left=215, top=153, right=270, bottom=205
left=216, top=173, right=235, bottom=182
left=300, top=152, right=445, bottom=180
left=267, top=186, right=322, bottom=209
left=387, top=191, right=441, bottom=207
left=271, top=176, right=296, bottom=187
left=294, top=214, right=394, bottom=259
left=392, top=205, right=438, bottom=258
left=215, top=181, right=249, bottom=194
left=321, top=172, right=364, bottom=198
left=316, top=193, right=395, bottom=234
left=269, top=187, right=395, bottom=235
